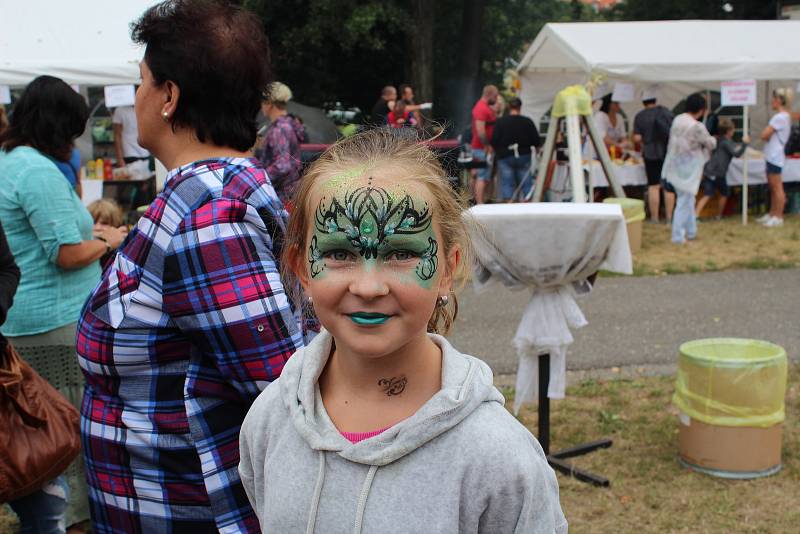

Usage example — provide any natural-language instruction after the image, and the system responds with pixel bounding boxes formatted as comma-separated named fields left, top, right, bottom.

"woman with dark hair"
left=75, top=1, right=304, bottom=532
left=596, top=94, right=628, bottom=153
left=0, top=75, right=127, bottom=533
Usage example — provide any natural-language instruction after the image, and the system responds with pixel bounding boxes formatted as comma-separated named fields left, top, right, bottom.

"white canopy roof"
left=0, top=0, right=157, bottom=87
left=518, top=21, right=800, bottom=129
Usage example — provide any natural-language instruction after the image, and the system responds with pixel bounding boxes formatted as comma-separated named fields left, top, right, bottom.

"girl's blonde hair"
left=87, top=198, right=124, bottom=227
left=282, top=128, right=473, bottom=335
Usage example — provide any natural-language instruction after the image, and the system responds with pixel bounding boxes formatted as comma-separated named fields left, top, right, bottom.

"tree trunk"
left=455, top=0, right=485, bottom=133
left=407, top=0, right=435, bottom=103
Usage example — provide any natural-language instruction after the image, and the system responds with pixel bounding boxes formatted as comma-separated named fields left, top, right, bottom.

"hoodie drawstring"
left=306, top=451, right=326, bottom=534
left=353, top=465, right=378, bottom=534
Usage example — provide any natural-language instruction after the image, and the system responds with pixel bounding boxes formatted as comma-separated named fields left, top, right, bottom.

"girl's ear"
left=438, top=244, right=461, bottom=296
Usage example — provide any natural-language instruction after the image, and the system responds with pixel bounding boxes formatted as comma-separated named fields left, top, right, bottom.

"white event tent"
left=518, top=21, right=800, bottom=134
left=0, top=0, right=157, bottom=87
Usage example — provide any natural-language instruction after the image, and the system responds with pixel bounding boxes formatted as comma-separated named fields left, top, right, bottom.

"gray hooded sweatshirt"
left=239, top=330, right=567, bottom=534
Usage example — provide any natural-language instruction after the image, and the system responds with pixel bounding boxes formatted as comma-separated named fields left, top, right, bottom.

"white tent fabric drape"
left=0, top=0, right=157, bottom=86
left=518, top=21, right=800, bottom=136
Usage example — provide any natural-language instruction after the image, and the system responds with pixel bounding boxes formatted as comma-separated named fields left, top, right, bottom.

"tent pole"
left=565, top=114, right=586, bottom=203
left=742, top=105, right=749, bottom=225
left=532, top=117, right=560, bottom=202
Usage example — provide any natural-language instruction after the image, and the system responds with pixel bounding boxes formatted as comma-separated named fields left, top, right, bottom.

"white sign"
left=81, top=179, right=104, bottom=207
left=104, top=85, right=136, bottom=108
left=721, top=79, right=756, bottom=107
left=0, top=85, right=10, bottom=105
left=610, top=82, right=635, bottom=103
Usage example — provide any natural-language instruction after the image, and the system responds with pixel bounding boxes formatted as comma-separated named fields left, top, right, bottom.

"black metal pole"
left=538, top=353, right=550, bottom=455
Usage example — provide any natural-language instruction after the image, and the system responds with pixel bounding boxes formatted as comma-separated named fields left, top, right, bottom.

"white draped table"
left=587, top=160, right=647, bottom=188
left=584, top=157, right=800, bottom=189
left=468, top=203, right=632, bottom=413
left=725, top=158, right=800, bottom=186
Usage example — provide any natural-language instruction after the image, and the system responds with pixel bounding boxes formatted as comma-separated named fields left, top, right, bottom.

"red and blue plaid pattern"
left=77, top=158, right=303, bottom=533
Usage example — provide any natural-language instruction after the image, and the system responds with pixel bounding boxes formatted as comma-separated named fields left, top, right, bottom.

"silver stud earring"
left=437, top=294, right=449, bottom=307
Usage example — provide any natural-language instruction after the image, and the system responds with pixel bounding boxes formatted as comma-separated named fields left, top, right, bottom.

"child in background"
left=695, top=118, right=749, bottom=219
left=386, top=99, right=416, bottom=128
left=239, top=129, right=566, bottom=533
left=87, top=198, right=125, bottom=271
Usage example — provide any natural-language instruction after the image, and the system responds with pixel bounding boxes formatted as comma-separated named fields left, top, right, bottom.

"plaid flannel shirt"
left=77, top=158, right=303, bottom=533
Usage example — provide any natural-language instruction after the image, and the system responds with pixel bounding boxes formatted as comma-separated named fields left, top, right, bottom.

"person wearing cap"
left=260, top=81, right=306, bottom=207
left=633, top=87, right=674, bottom=223
left=490, top=97, right=541, bottom=201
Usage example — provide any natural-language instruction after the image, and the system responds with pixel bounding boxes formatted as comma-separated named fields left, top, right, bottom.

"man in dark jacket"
left=490, top=97, right=541, bottom=201
left=370, top=85, right=397, bottom=126
left=633, top=88, right=674, bottom=223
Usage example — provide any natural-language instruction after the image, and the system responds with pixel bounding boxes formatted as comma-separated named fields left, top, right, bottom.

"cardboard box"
left=678, top=416, right=782, bottom=475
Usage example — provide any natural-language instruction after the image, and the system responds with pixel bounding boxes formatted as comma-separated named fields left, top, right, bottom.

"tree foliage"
left=240, top=0, right=779, bottom=130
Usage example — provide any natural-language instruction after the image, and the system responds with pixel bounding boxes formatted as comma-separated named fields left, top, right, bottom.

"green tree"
left=243, top=0, right=406, bottom=112
left=241, top=0, right=602, bottom=132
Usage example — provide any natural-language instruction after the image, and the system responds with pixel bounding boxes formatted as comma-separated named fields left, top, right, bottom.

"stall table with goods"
left=81, top=158, right=156, bottom=217
left=468, top=202, right=632, bottom=485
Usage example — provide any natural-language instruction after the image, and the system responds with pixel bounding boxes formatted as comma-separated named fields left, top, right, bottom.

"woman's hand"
left=98, top=226, right=128, bottom=250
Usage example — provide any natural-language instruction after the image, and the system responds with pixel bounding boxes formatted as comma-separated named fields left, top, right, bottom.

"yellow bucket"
left=673, top=338, right=787, bottom=478
left=603, top=197, right=644, bottom=253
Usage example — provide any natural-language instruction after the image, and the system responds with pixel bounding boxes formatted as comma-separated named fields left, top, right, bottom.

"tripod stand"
left=532, top=85, right=626, bottom=203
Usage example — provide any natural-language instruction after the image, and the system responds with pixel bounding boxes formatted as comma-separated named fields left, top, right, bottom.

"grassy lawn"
left=510, top=362, right=799, bottom=533
left=622, top=214, right=800, bottom=276
left=4, top=364, right=796, bottom=532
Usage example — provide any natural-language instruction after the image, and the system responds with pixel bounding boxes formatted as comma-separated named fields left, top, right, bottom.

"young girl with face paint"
left=239, top=129, right=567, bottom=534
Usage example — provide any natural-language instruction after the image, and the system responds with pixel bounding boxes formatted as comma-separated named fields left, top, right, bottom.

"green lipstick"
left=349, top=312, right=391, bottom=325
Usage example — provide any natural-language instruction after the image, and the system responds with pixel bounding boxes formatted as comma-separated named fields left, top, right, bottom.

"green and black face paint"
left=308, top=181, right=439, bottom=286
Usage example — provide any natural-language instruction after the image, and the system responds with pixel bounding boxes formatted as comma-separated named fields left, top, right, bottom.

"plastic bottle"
left=87, top=160, right=96, bottom=179
left=95, top=158, right=104, bottom=179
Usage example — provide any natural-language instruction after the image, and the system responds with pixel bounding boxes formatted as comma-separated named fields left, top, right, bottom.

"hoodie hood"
left=280, top=329, right=505, bottom=466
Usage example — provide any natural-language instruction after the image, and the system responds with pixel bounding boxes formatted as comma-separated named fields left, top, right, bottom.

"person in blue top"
left=53, top=146, right=83, bottom=197
left=0, top=75, right=127, bottom=534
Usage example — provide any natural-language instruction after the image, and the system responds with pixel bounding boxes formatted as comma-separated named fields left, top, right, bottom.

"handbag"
left=0, top=341, right=81, bottom=502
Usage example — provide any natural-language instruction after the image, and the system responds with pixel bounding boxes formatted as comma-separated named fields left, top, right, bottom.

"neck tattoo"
left=378, top=375, right=408, bottom=396
left=308, top=182, right=438, bottom=285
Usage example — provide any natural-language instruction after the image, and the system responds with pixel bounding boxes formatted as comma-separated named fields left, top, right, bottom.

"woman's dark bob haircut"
left=132, top=0, right=272, bottom=151
left=0, top=76, right=89, bottom=161
left=685, top=93, right=707, bottom=115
